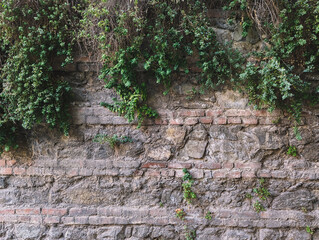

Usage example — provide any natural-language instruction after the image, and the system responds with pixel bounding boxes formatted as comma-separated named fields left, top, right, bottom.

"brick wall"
left=0, top=10, right=319, bottom=240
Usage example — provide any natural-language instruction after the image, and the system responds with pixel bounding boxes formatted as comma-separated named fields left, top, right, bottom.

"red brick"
left=17, top=215, right=31, bottom=222
left=169, top=118, right=183, bottom=125
left=225, top=109, right=251, bottom=117
left=16, top=208, right=40, bottom=215
left=228, top=117, right=242, bottom=124
left=199, top=117, right=213, bottom=124
left=195, top=162, right=221, bottom=169
left=227, top=171, right=242, bottom=179
left=0, top=160, right=5, bottom=167
left=13, top=167, right=26, bottom=175
left=184, top=117, right=198, bottom=125
left=44, top=216, right=60, bottom=224
left=242, top=171, right=256, bottom=178
left=144, top=170, right=161, bottom=177
left=215, top=117, right=227, bottom=125
left=0, top=209, right=15, bottom=215
left=213, top=170, right=227, bottom=178
left=0, top=167, right=12, bottom=175
left=223, top=163, right=234, bottom=169
left=206, top=110, right=223, bottom=117
left=178, top=109, right=205, bottom=117
left=7, top=160, right=16, bottom=166
left=258, top=170, right=271, bottom=178
left=141, top=162, right=167, bottom=168
left=42, top=208, right=68, bottom=216
left=168, top=163, right=192, bottom=169
left=242, top=117, right=258, bottom=125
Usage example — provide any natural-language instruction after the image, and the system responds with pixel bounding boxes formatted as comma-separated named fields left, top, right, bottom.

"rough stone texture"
left=0, top=8, right=319, bottom=240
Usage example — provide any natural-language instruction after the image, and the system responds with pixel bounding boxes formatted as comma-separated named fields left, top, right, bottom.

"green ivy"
left=226, top=0, right=319, bottom=125
left=81, top=0, right=243, bottom=126
left=0, top=0, right=81, bottom=152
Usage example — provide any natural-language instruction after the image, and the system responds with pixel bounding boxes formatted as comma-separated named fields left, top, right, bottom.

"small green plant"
left=205, top=211, right=212, bottom=220
left=301, top=207, right=308, bottom=213
left=182, top=168, right=197, bottom=204
left=306, top=226, right=314, bottom=235
left=253, top=200, right=265, bottom=213
left=253, top=178, right=270, bottom=201
left=175, top=208, right=186, bottom=220
left=184, top=225, right=196, bottom=240
left=93, top=134, right=133, bottom=148
left=245, top=193, right=252, bottom=199
left=159, top=202, right=164, bottom=208
left=287, top=145, right=298, bottom=157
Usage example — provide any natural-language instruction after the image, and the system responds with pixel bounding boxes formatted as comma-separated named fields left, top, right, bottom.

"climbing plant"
left=225, top=0, right=319, bottom=127
left=80, top=0, right=244, bottom=126
left=0, top=0, right=82, bottom=153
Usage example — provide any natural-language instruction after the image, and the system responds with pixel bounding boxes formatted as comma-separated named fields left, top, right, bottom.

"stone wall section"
left=0, top=9, right=319, bottom=240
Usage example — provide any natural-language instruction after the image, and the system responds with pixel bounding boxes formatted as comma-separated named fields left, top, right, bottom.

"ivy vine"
left=0, top=0, right=81, bottom=153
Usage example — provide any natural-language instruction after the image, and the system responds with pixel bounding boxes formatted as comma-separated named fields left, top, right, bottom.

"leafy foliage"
left=182, top=168, right=197, bottom=204
left=287, top=145, right=298, bottom=157
left=226, top=0, right=319, bottom=125
left=0, top=0, right=80, bottom=152
left=81, top=0, right=243, bottom=126
left=93, top=134, right=133, bottom=149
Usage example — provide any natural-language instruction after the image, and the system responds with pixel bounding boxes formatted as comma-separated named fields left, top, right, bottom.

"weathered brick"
left=155, top=118, right=168, bottom=125
left=242, top=117, right=258, bottom=125
left=42, top=208, right=68, bottom=216
left=206, top=110, right=223, bottom=117
left=89, top=216, right=114, bottom=225
left=44, top=216, right=60, bottom=224
left=213, top=170, right=227, bottom=178
left=225, top=109, right=251, bottom=117
left=271, top=171, right=287, bottom=179
left=195, top=162, right=221, bottom=169
left=184, top=117, right=198, bottom=125
left=74, top=216, right=89, bottom=225
left=78, top=168, right=93, bottom=176
left=17, top=215, right=31, bottom=222
left=189, top=169, right=204, bottom=179
left=223, top=163, right=234, bottom=169
left=61, top=216, right=74, bottom=224
left=16, top=208, right=40, bottom=215
left=0, top=167, right=12, bottom=175
left=69, top=208, right=97, bottom=216
left=168, top=163, right=192, bottom=169
left=160, top=169, right=175, bottom=177
left=141, top=162, right=167, bottom=168
left=227, top=170, right=242, bottom=179
left=242, top=171, right=256, bottom=178
left=235, top=162, right=261, bottom=169
left=228, top=117, right=242, bottom=124
left=169, top=118, right=184, bottom=125
left=7, top=160, right=16, bottom=166
left=0, top=160, right=5, bottom=167
left=258, top=170, right=271, bottom=178
left=199, top=117, right=213, bottom=124
left=13, top=167, right=26, bottom=175
left=144, top=170, right=161, bottom=177
left=0, top=209, right=14, bottom=215
left=215, top=117, right=227, bottom=125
